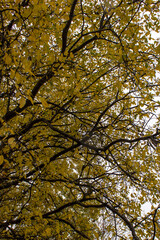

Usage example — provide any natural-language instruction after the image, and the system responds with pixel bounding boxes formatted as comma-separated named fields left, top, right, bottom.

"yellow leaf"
left=28, top=96, right=34, bottom=105
left=156, top=63, right=160, bottom=71
left=155, top=44, right=160, bottom=54
left=10, top=69, right=15, bottom=78
left=70, top=52, right=74, bottom=58
left=45, top=227, right=51, bottom=236
left=4, top=54, right=12, bottom=65
left=65, top=6, right=71, bottom=12
left=40, top=97, right=48, bottom=108
left=59, top=54, right=65, bottom=62
left=56, top=222, right=60, bottom=234
left=19, top=97, right=26, bottom=108
left=8, top=138, right=16, bottom=148
left=15, top=72, right=22, bottom=84
left=0, top=155, right=4, bottom=165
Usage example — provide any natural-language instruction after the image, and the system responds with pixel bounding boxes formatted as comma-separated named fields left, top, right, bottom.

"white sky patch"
left=151, top=31, right=160, bottom=40
left=141, top=201, right=152, bottom=215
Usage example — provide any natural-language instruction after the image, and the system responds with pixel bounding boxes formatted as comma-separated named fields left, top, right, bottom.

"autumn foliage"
left=0, top=0, right=160, bottom=239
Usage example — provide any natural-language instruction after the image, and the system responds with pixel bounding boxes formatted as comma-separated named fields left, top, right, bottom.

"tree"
left=0, top=0, right=160, bottom=239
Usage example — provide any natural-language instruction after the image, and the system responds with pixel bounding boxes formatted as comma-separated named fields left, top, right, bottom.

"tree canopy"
left=0, top=0, right=160, bottom=239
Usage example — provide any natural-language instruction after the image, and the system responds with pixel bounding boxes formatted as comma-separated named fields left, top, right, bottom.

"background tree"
left=0, top=0, right=160, bottom=239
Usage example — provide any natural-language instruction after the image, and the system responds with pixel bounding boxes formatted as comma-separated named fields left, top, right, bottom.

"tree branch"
left=61, top=0, right=78, bottom=53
